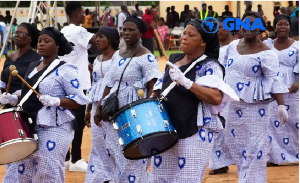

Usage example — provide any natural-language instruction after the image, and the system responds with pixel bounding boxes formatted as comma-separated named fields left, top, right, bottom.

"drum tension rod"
left=18, top=129, right=24, bottom=139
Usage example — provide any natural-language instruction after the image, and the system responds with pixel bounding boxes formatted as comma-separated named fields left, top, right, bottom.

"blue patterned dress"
left=101, top=51, right=161, bottom=183
left=151, top=56, right=224, bottom=182
left=3, top=63, right=91, bottom=183
left=264, top=39, right=299, bottom=164
left=221, top=40, right=289, bottom=183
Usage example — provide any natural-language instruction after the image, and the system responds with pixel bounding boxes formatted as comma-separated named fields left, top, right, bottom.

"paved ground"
left=0, top=56, right=298, bottom=183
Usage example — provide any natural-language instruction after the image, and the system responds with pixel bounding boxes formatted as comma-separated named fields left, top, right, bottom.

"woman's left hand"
left=166, top=62, right=193, bottom=89
left=39, top=95, right=61, bottom=107
left=289, top=80, right=299, bottom=94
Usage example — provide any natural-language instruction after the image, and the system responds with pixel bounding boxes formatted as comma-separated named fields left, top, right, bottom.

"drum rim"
left=113, top=98, right=160, bottom=119
left=0, top=138, right=38, bottom=165
left=0, top=107, right=26, bottom=114
left=122, top=131, right=178, bottom=160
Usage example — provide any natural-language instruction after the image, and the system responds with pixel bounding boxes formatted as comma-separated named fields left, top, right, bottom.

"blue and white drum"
left=113, top=98, right=178, bottom=160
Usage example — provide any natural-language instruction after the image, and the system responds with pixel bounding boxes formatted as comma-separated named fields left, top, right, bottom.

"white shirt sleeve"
left=77, top=27, right=94, bottom=49
left=118, top=13, right=126, bottom=32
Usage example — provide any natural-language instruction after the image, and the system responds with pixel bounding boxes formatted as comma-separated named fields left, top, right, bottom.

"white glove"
left=0, top=93, right=18, bottom=106
left=278, top=105, right=288, bottom=126
left=39, top=95, right=61, bottom=107
left=166, top=62, right=193, bottom=90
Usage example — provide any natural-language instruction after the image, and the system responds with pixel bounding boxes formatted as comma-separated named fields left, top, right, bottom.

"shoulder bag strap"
left=115, top=47, right=143, bottom=96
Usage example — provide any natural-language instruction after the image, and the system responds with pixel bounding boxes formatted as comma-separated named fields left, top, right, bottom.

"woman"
left=84, top=27, right=120, bottom=183
left=222, top=12, right=289, bottom=182
left=1, top=27, right=91, bottom=182
left=166, top=7, right=173, bottom=28
left=264, top=14, right=299, bottom=166
left=150, top=18, right=239, bottom=182
left=0, top=22, right=41, bottom=108
left=209, top=16, right=237, bottom=175
left=94, top=15, right=161, bottom=182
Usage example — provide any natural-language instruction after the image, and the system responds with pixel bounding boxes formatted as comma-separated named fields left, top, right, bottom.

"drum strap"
left=19, top=59, right=61, bottom=107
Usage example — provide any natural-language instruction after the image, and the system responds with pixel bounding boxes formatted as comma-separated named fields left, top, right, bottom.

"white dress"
left=264, top=38, right=299, bottom=164
left=222, top=40, right=289, bottom=183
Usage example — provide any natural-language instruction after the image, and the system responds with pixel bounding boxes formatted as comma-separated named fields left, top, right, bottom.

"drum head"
left=123, top=131, right=178, bottom=160
left=0, top=139, right=37, bottom=165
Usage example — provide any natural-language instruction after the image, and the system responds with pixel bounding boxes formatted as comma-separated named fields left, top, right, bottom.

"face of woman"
left=275, top=19, right=290, bottom=38
left=14, top=26, right=32, bottom=47
left=37, top=34, right=58, bottom=57
left=241, top=16, right=259, bottom=40
left=180, top=25, right=206, bottom=55
left=123, top=22, right=141, bottom=45
left=217, top=21, right=230, bottom=41
left=96, top=33, right=109, bottom=50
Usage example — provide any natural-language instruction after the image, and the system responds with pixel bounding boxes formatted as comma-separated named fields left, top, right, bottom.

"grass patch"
left=153, top=50, right=182, bottom=57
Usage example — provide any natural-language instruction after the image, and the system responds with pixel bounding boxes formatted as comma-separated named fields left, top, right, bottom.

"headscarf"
left=242, top=11, right=266, bottom=33
left=187, top=19, right=219, bottom=59
left=40, top=27, right=73, bottom=56
left=98, top=26, right=120, bottom=44
left=273, top=14, right=291, bottom=28
left=123, top=15, right=147, bottom=34
left=19, top=22, right=40, bottom=48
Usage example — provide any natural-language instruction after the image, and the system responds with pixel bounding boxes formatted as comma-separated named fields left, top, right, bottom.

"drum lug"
left=118, top=138, right=124, bottom=146
left=131, top=109, right=137, bottom=118
left=33, top=134, right=38, bottom=141
left=158, top=104, right=164, bottom=112
left=163, top=120, right=171, bottom=132
left=113, top=123, right=119, bottom=131
left=13, top=112, right=19, bottom=121
left=136, top=125, right=143, bottom=139
left=28, top=118, right=33, bottom=124
left=18, top=129, right=24, bottom=139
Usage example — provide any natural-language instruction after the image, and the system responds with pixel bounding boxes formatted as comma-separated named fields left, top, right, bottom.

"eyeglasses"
left=13, top=31, right=29, bottom=38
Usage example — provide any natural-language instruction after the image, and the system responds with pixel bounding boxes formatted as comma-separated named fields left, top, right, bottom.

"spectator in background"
left=5, top=11, right=12, bottom=25
left=199, top=3, right=208, bottom=20
left=280, top=7, right=287, bottom=15
left=0, top=15, right=8, bottom=58
left=287, top=6, right=294, bottom=16
left=265, top=21, right=274, bottom=32
left=83, top=11, right=96, bottom=28
left=222, top=5, right=233, bottom=17
left=11, top=18, right=18, bottom=50
left=117, top=4, right=129, bottom=49
left=180, top=5, right=190, bottom=23
left=208, top=5, right=218, bottom=18
left=171, top=6, right=179, bottom=28
left=288, top=1, right=296, bottom=12
left=257, top=4, right=264, bottom=16
left=142, top=9, right=156, bottom=53
left=157, top=17, right=170, bottom=52
left=184, top=10, right=195, bottom=28
left=166, top=7, right=173, bottom=28
left=100, top=7, right=115, bottom=27
left=290, top=10, right=299, bottom=40
left=274, top=6, right=280, bottom=18
left=245, top=5, right=252, bottom=14
left=151, top=5, right=159, bottom=24
left=194, top=7, right=200, bottom=19
left=134, top=3, right=143, bottom=18
left=85, top=9, right=90, bottom=16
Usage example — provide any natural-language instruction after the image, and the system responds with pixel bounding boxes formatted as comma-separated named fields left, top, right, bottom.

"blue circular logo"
left=202, top=17, right=219, bottom=33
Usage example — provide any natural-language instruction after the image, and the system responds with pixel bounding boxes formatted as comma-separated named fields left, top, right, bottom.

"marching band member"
left=222, top=12, right=288, bottom=182
left=84, top=27, right=120, bottom=183
left=150, top=18, right=238, bottom=182
left=209, top=16, right=237, bottom=175
left=1, top=27, right=91, bottom=182
left=264, top=14, right=299, bottom=166
left=0, top=23, right=41, bottom=108
left=94, top=15, right=161, bottom=183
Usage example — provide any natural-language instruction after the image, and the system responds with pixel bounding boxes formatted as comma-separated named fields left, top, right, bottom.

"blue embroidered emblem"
left=46, top=140, right=56, bottom=151
left=289, top=50, right=295, bottom=57
left=55, top=69, right=59, bottom=76
left=128, top=175, right=136, bottom=183
left=228, top=59, right=233, bottom=66
left=283, top=138, right=289, bottom=145
left=242, top=150, right=246, bottom=160
left=90, top=165, right=95, bottom=173
left=216, top=150, right=221, bottom=158
left=57, top=106, right=66, bottom=111
left=296, top=123, right=299, bottom=129
left=154, top=156, right=162, bottom=167
left=18, top=164, right=25, bottom=174
left=205, top=68, right=213, bottom=75
left=231, top=129, right=236, bottom=137
left=269, top=136, right=272, bottom=143
left=93, top=72, right=97, bottom=82
left=281, top=153, right=286, bottom=160
left=236, top=82, right=244, bottom=91
left=178, top=157, right=186, bottom=169
left=236, top=110, right=243, bottom=118
left=147, top=55, right=156, bottom=62
left=208, top=132, right=213, bottom=143
left=70, top=79, right=79, bottom=89
left=259, top=109, right=265, bottom=117
left=274, top=120, right=280, bottom=128
left=119, top=58, right=126, bottom=66
left=203, top=117, right=211, bottom=124
left=155, top=79, right=163, bottom=86
left=252, top=65, right=259, bottom=73
left=257, top=151, right=263, bottom=159
left=245, top=81, right=250, bottom=86
left=106, top=149, right=110, bottom=157
left=199, top=129, right=206, bottom=141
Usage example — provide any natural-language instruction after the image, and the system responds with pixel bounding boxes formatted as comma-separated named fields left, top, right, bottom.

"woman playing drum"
left=0, top=23, right=41, bottom=108
left=1, top=27, right=91, bottom=182
left=94, top=15, right=161, bottom=182
left=84, top=27, right=120, bottom=183
left=150, top=18, right=238, bottom=182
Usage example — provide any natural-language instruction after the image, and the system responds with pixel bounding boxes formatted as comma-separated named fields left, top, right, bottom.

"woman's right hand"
left=94, top=104, right=103, bottom=127
left=84, top=112, right=91, bottom=128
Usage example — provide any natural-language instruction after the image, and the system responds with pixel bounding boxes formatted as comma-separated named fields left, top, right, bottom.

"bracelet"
left=85, top=111, right=91, bottom=114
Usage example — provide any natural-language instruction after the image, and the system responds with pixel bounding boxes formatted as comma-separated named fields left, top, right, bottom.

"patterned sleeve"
left=141, top=54, right=161, bottom=86
left=153, top=71, right=164, bottom=90
left=260, top=51, right=289, bottom=95
left=293, top=42, right=299, bottom=74
left=57, top=63, right=92, bottom=105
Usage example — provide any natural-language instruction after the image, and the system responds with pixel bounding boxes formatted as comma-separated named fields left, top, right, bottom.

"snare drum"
left=113, top=98, right=178, bottom=160
left=0, top=108, right=38, bottom=165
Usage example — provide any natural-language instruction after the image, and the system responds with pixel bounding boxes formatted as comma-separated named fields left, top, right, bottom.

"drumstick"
left=154, top=29, right=169, bottom=61
left=6, top=65, right=16, bottom=94
left=11, top=70, right=41, bottom=97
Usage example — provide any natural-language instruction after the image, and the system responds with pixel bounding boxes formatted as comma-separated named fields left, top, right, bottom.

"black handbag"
left=102, top=47, right=142, bottom=121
